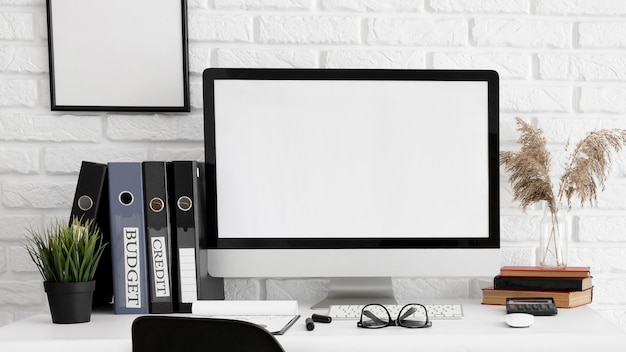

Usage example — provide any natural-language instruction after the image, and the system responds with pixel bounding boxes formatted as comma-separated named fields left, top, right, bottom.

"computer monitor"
left=203, top=68, right=500, bottom=308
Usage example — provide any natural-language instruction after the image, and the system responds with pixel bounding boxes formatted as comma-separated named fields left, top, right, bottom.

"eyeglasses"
left=357, top=303, right=432, bottom=329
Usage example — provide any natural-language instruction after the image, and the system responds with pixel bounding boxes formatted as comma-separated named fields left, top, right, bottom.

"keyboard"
left=327, top=303, right=463, bottom=320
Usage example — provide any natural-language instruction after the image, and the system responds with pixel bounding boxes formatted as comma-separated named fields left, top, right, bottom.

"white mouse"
left=505, top=313, right=534, bottom=328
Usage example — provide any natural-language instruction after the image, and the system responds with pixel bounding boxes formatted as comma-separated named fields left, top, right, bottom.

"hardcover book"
left=494, top=275, right=592, bottom=292
left=499, top=266, right=591, bottom=278
left=481, top=287, right=593, bottom=308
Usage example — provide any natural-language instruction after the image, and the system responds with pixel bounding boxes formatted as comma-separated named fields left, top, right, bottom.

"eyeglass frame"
left=357, top=303, right=433, bottom=329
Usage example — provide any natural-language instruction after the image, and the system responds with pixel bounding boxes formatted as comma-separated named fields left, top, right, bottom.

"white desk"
left=0, top=300, right=623, bottom=352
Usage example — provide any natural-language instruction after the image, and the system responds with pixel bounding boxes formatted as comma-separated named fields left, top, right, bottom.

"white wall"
left=1, top=0, right=626, bottom=330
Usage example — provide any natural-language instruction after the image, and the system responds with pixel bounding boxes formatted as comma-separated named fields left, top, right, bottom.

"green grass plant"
left=25, top=217, right=107, bottom=283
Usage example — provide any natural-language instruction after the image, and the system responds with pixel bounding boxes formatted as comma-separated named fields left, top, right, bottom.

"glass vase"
left=538, top=206, right=568, bottom=268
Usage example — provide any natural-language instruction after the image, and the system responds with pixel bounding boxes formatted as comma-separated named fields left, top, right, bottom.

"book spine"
left=493, top=275, right=586, bottom=292
left=481, top=287, right=593, bottom=308
left=499, top=266, right=590, bottom=278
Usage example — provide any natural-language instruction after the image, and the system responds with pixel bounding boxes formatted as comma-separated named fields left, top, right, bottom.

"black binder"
left=142, top=161, right=174, bottom=313
left=168, top=161, right=224, bottom=313
left=68, top=161, right=112, bottom=307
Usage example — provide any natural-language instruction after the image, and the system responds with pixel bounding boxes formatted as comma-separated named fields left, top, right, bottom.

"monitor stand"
left=311, top=277, right=397, bottom=309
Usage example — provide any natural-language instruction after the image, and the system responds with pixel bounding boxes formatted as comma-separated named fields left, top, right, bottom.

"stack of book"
left=481, top=266, right=593, bottom=308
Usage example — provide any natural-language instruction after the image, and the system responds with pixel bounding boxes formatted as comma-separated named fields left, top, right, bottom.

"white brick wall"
left=1, top=0, right=626, bottom=332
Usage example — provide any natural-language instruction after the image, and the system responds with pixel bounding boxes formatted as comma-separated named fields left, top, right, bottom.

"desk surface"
left=0, top=300, right=623, bottom=352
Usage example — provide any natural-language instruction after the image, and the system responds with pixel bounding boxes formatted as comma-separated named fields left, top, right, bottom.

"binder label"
left=178, top=248, right=198, bottom=303
left=150, top=236, right=171, bottom=297
left=124, top=227, right=142, bottom=308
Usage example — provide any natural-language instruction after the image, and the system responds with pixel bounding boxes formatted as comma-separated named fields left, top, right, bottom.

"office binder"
left=168, top=161, right=224, bottom=313
left=107, top=162, right=150, bottom=314
left=142, top=161, right=174, bottom=313
left=68, top=161, right=112, bottom=307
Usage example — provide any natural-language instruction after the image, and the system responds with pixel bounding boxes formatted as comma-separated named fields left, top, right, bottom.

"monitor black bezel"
left=203, top=68, right=499, bottom=249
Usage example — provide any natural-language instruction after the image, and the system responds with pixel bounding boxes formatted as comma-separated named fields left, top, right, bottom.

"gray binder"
left=108, top=162, right=150, bottom=314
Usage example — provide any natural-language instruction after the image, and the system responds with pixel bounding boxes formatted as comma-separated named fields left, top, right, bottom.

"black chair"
left=132, top=316, right=286, bottom=352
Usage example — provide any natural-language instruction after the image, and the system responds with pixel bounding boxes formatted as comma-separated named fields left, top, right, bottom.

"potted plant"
left=500, top=117, right=626, bottom=268
left=25, top=217, right=107, bottom=323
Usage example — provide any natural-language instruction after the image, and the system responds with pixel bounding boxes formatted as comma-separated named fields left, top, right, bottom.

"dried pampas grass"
left=501, top=117, right=626, bottom=212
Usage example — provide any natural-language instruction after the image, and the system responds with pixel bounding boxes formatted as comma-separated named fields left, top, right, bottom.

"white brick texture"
left=0, top=115, right=102, bottom=142
left=579, top=22, right=626, bottom=48
left=0, top=46, right=48, bottom=73
left=188, top=14, right=253, bottom=42
left=433, top=52, right=530, bottom=79
left=214, top=0, right=314, bottom=11
left=0, top=79, right=38, bottom=107
left=1, top=1, right=626, bottom=332
left=259, top=16, right=361, bottom=44
left=579, top=87, right=626, bottom=113
left=367, top=18, right=467, bottom=46
left=430, top=0, right=529, bottom=13
left=538, top=54, right=626, bottom=81
left=106, top=115, right=204, bottom=141
left=0, top=12, right=34, bottom=40
left=217, top=48, right=318, bottom=68
left=500, top=85, right=572, bottom=112
left=0, top=148, right=39, bottom=174
left=322, top=0, right=423, bottom=12
left=472, top=19, right=571, bottom=48
left=536, top=0, right=626, bottom=16
left=2, top=181, right=75, bottom=209
left=326, top=50, right=425, bottom=68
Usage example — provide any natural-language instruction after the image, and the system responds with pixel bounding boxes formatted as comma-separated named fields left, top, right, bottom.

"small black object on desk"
left=311, top=314, right=332, bottom=323
left=505, top=298, right=558, bottom=316
left=305, top=317, right=315, bottom=331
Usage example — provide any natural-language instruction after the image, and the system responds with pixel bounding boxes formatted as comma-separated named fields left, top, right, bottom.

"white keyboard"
left=327, top=303, right=463, bottom=320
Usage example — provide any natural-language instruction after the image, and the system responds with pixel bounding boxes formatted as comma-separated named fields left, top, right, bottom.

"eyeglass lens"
left=359, top=304, right=391, bottom=328
left=398, top=304, right=430, bottom=328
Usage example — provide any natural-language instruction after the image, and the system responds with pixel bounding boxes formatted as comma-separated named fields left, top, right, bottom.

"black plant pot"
left=44, top=280, right=96, bottom=324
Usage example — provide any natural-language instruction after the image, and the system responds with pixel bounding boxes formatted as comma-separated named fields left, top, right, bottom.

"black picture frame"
left=46, top=0, right=190, bottom=112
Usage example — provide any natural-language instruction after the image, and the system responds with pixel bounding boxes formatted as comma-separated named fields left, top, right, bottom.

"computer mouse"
left=505, top=313, right=534, bottom=328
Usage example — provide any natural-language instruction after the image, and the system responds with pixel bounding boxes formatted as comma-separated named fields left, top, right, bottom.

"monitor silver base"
left=311, top=277, right=397, bottom=310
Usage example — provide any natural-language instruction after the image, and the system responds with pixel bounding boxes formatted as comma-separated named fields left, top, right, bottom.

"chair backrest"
left=132, top=316, right=286, bottom=352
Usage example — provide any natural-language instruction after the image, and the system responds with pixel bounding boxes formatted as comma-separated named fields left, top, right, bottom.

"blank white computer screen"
left=214, top=79, right=489, bottom=239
